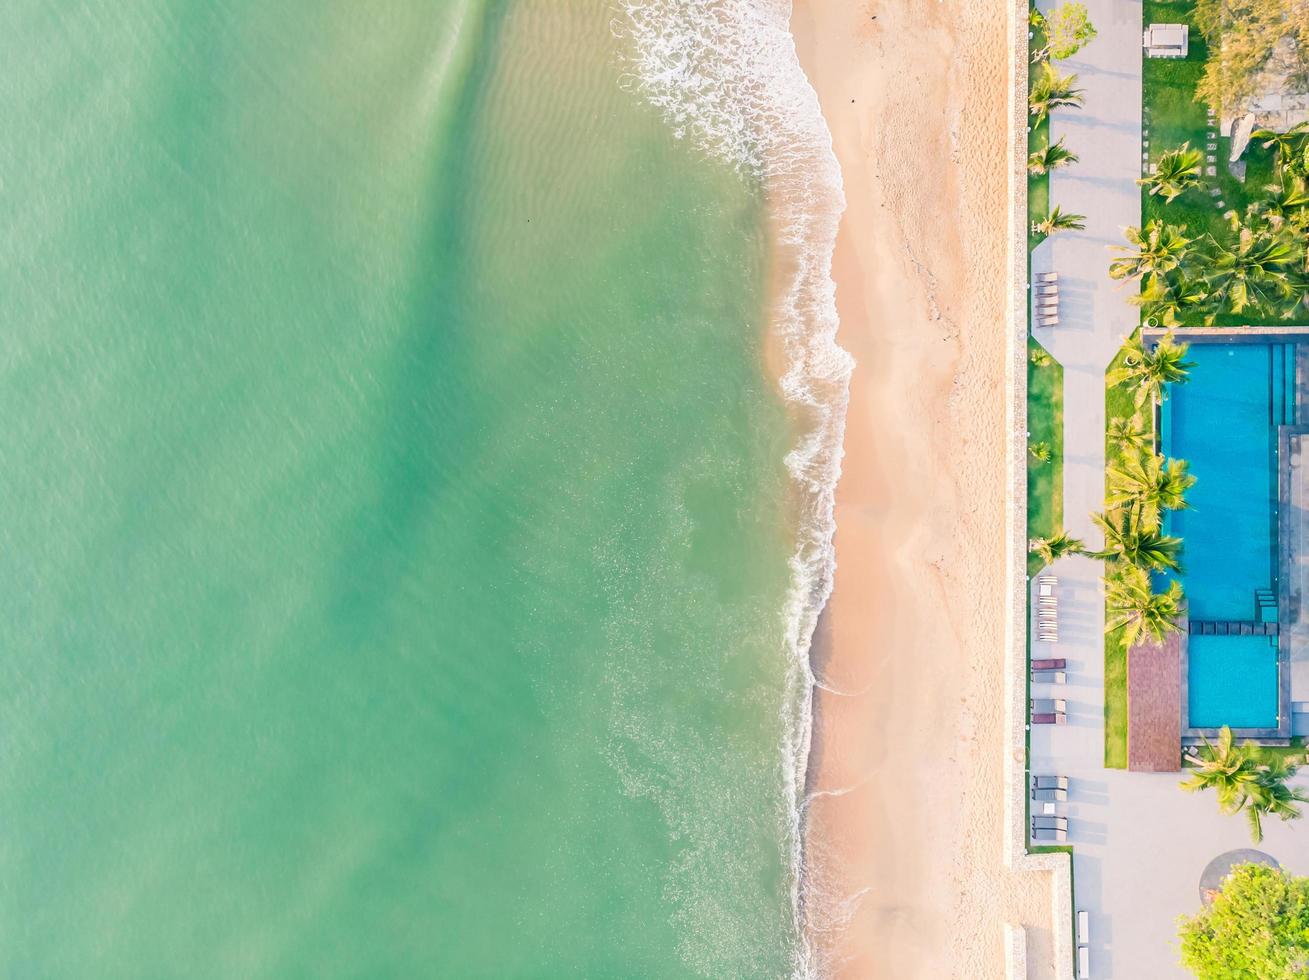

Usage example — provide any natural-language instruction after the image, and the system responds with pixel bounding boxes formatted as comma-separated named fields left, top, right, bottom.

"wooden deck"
left=1128, top=632, right=1182, bottom=772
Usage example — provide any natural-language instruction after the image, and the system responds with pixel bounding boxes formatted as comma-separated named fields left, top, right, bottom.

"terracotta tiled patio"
left=1128, top=631, right=1181, bottom=773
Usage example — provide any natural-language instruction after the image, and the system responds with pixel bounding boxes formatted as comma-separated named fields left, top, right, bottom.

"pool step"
left=1188, top=620, right=1279, bottom=636
left=1256, top=589, right=1279, bottom=623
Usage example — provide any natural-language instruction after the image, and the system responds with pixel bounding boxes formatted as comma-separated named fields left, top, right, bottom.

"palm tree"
left=1131, top=272, right=1209, bottom=327
left=1261, top=175, right=1309, bottom=218
left=1029, top=531, right=1085, bottom=567
left=1181, top=727, right=1262, bottom=816
left=1104, top=565, right=1184, bottom=648
left=1035, top=205, right=1087, bottom=236
left=1029, top=63, right=1084, bottom=124
left=1091, top=507, right=1183, bottom=571
left=1255, top=122, right=1309, bottom=173
left=1107, top=452, right=1195, bottom=527
left=1108, top=414, right=1152, bottom=453
left=1106, top=333, right=1194, bottom=408
left=1201, top=218, right=1298, bottom=317
left=1138, top=143, right=1205, bottom=203
left=1110, top=222, right=1194, bottom=283
left=1028, top=136, right=1080, bottom=175
left=1244, top=755, right=1309, bottom=843
left=1029, top=441, right=1052, bottom=462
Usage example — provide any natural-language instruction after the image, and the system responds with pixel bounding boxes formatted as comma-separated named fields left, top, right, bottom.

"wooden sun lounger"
left=1038, top=576, right=1058, bottom=585
left=1032, top=712, right=1066, bottom=725
left=1032, top=814, right=1068, bottom=830
left=1031, top=658, right=1066, bottom=671
left=1036, top=271, right=1058, bottom=283
left=1033, top=775, right=1068, bottom=790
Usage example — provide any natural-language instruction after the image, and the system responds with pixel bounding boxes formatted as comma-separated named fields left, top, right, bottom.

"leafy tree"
left=1032, top=3, right=1097, bottom=61
left=1108, top=414, right=1152, bottom=453
left=1194, top=0, right=1309, bottom=118
left=1132, top=272, right=1210, bottom=328
left=1110, top=222, right=1194, bottom=282
left=1027, top=136, right=1079, bottom=175
left=1091, top=507, right=1183, bottom=571
left=1035, top=205, right=1087, bottom=235
left=1107, top=452, right=1195, bottom=527
left=1029, top=345, right=1052, bottom=366
left=1138, top=143, right=1205, bottom=203
left=1029, top=531, right=1084, bottom=567
left=1181, top=728, right=1309, bottom=844
left=1200, top=213, right=1299, bottom=318
left=1181, top=727, right=1261, bottom=814
left=1104, top=565, right=1184, bottom=648
left=1256, top=122, right=1309, bottom=175
left=1179, top=863, right=1309, bottom=977
left=1029, top=63, right=1084, bottom=124
left=1260, top=175, right=1309, bottom=219
left=1245, top=755, right=1309, bottom=843
left=1107, top=334, right=1194, bottom=408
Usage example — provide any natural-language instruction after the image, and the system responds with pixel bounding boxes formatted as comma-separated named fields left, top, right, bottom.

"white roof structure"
left=1143, top=23, right=1188, bottom=59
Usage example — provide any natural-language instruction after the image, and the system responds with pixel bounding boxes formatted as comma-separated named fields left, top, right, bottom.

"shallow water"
left=0, top=1, right=824, bottom=975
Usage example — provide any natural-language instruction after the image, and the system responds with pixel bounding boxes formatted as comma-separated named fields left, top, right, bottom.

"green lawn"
left=1102, top=342, right=1153, bottom=768
left=1028, top=338, right=1063, bottom=575
left=1028, top=7, right=1049, bottom=256
left=1139, top=0, right=1282, bottom=325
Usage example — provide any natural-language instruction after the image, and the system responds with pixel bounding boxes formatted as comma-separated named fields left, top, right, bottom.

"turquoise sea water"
left=0, top=2, right=839, bottom=975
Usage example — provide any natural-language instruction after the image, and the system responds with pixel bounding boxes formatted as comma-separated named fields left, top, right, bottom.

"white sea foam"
left=615, top=2, right=852, bottom=976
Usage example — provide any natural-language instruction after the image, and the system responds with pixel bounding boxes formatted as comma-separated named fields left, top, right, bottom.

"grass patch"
left=1027, top=338, right=1063, bottom=575
left=1105, top=626, right=1129, bottom=768
left=1028, top=8, right=1050, bottom=255
left=1101, top=341, right=1152, bottom=768
left=1139, top=0, right=1284, bottom=325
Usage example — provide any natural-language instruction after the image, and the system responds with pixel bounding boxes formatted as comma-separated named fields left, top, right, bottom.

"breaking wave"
left=615, top=2, right=853, bottom=976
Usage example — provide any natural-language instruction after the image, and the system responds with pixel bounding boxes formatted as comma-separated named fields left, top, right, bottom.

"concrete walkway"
left=1026, top=0, right=1147, bottom=975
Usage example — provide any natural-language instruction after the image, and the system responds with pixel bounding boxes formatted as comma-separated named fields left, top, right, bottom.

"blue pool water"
left=1187, top=634, right=1280, bottom=729
left=1160, top=342, right=1292, bottom=729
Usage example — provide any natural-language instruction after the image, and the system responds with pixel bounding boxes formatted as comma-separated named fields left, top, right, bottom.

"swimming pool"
left=1187, top=634, right=1280, bottom=729
left=1159, top=341, right=1293, bottom=731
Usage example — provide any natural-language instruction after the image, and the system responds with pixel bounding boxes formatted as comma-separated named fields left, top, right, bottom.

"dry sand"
left=791, top=1, right=1055, bottom=976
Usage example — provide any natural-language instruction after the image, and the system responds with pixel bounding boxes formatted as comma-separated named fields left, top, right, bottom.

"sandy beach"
left=792, top=1, right=1055, bottom=976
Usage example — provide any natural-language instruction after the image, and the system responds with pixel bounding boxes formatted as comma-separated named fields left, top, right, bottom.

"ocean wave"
left=614, top=2, right=853, bottom=976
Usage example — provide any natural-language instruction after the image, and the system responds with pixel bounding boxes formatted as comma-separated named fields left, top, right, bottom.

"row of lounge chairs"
left=1030, top=775, right=1070, bottom=844
left=1037, top=575, right=1058, bottom=643
left=1032, top=656, right=1066, bottom=687
left=1033, top=271, right=1059, bottom=328
left=1031, top=698, right=1067, bottom=725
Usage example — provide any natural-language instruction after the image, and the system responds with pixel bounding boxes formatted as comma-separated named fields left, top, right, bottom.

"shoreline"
left=790, top=0, right=1057, bottom=975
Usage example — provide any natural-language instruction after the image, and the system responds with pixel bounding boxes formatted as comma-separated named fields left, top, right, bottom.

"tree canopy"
left=1194, top=0, right=1309, bottom=116
left=1178, top=863, right=1309, bottom=977
left=1043, top=3, right=1097, bottom=60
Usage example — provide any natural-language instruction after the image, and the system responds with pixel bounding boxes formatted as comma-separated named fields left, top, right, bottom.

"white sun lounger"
left=1078, top=944, right=1089, bottom=979
left=1036, top=271, right=1058, bottom=283
left=1078, top=910, right=1089, bottom=944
